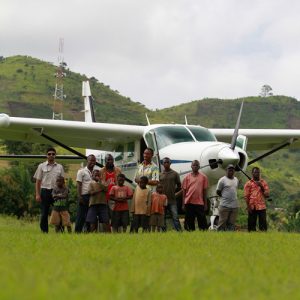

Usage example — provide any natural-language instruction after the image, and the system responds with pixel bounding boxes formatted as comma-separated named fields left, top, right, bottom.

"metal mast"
left=52, top=38, right=66, bottom=120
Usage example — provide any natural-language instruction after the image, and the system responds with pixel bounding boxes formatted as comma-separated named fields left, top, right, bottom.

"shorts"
left=132, top=214, right=149, bottom=231
left=50, top=210, right=71, bottom=226
left=149, top=213, right=164, bottom=227
left=86, top=204, right=109, bottom=224
left=111, top=210, right=129, bottom=228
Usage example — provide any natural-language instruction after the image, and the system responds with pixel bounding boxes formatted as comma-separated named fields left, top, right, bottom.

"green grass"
left=0, top=216, right=300, bottom=299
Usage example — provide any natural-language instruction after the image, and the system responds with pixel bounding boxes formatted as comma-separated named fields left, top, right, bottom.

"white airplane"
left=0, top=81, right=299, bottom=228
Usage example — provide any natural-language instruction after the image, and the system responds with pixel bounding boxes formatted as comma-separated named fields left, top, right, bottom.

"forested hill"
left=0, top=56, right=149, bottom=125
left=151, top=97, right=300, bottom=129
left=0, top=55, right=300, bottom=130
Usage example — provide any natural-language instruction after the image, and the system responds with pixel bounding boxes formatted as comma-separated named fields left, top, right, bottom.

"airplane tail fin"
left=82, top=81, right=96, bottom=123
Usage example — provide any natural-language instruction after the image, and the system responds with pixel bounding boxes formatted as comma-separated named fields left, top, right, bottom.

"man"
left=216, top=164, right=239, bottom=231
left=134, top=148, right=159, bottom=190
left=100, top=154, right=122, bottom=231
left=34, top=147, right=65, bottom=233
left=75, top=154, right=96, bottom=233
left=100, top=154, right=122, bottom=199
left=182, top=160, right=208, bottom=231
left=132, top=148, right=159, bottom=232
left=244, top=167, right=270, bottom=232
left=159, top=157, right=182, bottom=231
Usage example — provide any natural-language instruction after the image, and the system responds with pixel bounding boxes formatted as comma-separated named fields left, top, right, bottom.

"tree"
left=0, top=164, right=36, bottom=218
left=260, top=84, right=273, bottom=97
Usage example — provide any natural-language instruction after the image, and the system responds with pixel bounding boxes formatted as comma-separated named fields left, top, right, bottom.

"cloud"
left=1, top=0, right=300, bottom=109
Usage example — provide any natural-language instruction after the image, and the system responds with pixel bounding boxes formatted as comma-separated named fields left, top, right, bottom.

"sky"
left=1, top=0, right=300, bottom=109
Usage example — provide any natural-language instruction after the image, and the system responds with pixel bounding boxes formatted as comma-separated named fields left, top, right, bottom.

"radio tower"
left=52, top=38, right=66, bottom=120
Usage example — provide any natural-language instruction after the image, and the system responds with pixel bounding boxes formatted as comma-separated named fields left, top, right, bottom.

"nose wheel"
left=208, top=215, right=219, bottom=230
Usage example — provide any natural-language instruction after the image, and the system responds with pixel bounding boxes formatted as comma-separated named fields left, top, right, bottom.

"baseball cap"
left=226, top=164, right=235, bottom=169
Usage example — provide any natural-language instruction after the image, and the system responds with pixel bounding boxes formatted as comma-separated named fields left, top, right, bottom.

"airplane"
left=0, top=81, right=299, bottom=228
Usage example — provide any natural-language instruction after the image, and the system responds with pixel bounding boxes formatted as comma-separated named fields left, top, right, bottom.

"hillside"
left=1, top=55, right=300, bottom=130
left=149, top=97, right=300, bottom=129
left=0, top=55, right=149, bottom=124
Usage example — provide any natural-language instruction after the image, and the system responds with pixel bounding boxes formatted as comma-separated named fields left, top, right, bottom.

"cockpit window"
left=153, top=126, right=194, bottom=149
left=187, top=126, right=217, bottom=142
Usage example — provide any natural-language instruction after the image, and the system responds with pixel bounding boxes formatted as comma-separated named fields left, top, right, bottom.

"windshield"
left=152, top=126, right=194, bottom=150
left=187, top=126, right=217, bottom=142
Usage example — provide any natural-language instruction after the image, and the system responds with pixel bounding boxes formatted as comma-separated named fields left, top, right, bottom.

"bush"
left=0, top=164, right=36, bottom=218
left=284, top=213, right=300, bottom=232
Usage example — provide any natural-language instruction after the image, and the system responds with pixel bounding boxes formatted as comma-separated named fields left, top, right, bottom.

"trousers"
left=217, top=206, right=238, bottom=231
left=185, top=204, right=207, bottom=231
left=248, top=209, right=267, bottom=232
left=40, top=188, right=53, bottom=233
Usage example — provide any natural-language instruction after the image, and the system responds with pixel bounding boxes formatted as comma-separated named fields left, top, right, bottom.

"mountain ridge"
left=0, top=55, right=299, bottom=130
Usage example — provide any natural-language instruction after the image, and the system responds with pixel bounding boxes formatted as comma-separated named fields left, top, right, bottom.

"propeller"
left=230, top=101, right=244, bottom=150
left=208, top=101, right=244, bottom=170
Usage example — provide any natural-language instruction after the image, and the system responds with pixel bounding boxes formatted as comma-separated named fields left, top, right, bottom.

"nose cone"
left=218, top=147, right=240, bottom=168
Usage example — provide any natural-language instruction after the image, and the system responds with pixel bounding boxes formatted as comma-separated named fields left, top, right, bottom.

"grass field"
left=0, top=216, right=300, bottom=300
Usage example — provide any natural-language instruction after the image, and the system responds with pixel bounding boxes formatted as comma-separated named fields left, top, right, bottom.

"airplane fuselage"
left=87, top=124, right=248, bottom=191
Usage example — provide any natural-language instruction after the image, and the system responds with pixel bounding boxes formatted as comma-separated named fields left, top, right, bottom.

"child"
left=130, top=176, right=152, bottom=233
left=50, top=176, right=72, bottom=233
left=109, top=173, right=133, bottom=233
left=86, top=169, right=109, bottom=232
left=149, top=183, right=168, bottom=232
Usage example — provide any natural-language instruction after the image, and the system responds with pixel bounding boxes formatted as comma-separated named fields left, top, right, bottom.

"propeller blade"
left=230, top=101, right=244, bottom=150
left=235, top=164, right=251, bottom=180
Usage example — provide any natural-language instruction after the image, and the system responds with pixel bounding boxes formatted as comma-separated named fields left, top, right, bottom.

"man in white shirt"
left=34, top=147, right=64, bottom=233
left=75, top=154, right=96, bottom=233
left=216, top=164, right=239, bottom=231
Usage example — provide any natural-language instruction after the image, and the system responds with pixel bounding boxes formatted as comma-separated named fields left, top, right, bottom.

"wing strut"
left=33, top=129, right=134, bottom=184
left=33, top=128, right=103, bottom=167
left=248, top=138, right=297, bottom=165
left=152, top=131, right=161, bottom=172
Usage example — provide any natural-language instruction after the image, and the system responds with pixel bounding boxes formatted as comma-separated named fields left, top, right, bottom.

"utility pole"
left=52, top=38, right=66, bottom=120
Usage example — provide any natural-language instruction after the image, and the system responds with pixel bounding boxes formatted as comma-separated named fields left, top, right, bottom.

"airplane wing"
left=1, top=113, right=299, bottom=152
left=0, top=114, right=145, bottom=151
left=210, top=128, right=300, bottom=150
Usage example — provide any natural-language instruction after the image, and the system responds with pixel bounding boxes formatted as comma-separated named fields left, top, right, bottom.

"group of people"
left=34, top=147, right=270, bottom=234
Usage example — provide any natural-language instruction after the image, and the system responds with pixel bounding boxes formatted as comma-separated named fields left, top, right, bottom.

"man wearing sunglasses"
left=34, top=147, right=65, bottom=233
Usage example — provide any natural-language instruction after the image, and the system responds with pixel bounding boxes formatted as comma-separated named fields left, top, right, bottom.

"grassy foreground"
left=0, top=216, right=300, bottom=300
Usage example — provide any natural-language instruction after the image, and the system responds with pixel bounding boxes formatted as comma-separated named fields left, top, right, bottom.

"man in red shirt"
left=244, top=167, right=270, bottom=231
left=182, top=160, right=208, bottom=231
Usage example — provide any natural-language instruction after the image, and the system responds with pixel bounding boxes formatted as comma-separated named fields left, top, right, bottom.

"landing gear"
left=208, top=215, right=219, bottom=230
left=208, top=196, right=219, bottom=230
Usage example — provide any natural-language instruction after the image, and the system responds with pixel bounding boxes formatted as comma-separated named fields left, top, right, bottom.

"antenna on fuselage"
left=145, top=114, right=151, bottom=125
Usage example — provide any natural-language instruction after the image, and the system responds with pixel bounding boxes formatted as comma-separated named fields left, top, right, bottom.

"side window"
left=144, top=132, right=156, bottom=150
left=127, top=142, right=135, bottom=157
left=114, top=145, right=124, bottom=162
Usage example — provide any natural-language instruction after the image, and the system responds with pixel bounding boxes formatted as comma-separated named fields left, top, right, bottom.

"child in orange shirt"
left=109, top=174, right=133, bottom=233
left=149, top=183, right=168, bottom=232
